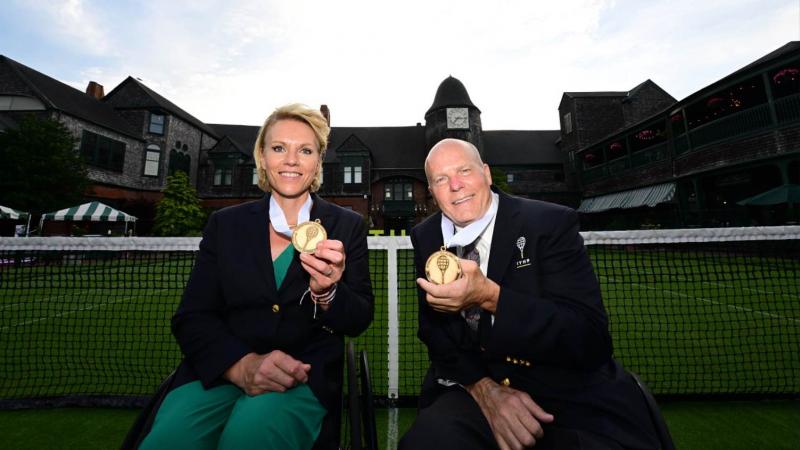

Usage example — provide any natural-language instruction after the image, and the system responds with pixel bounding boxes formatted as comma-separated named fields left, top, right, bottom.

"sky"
left=1, top=0, right=798, bottom=130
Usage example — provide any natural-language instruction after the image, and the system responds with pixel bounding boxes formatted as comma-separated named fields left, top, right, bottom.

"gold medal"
left=425, top=246, right=462, bottom=284
left=292, top=219, right=327, bottom=253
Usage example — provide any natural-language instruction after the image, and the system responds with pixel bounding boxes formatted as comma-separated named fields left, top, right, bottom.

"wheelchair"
left=121, top=341, right=377, bottom=450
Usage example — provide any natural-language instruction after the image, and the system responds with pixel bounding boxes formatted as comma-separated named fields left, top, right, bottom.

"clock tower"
left=424, top=76, right=483, bottom=155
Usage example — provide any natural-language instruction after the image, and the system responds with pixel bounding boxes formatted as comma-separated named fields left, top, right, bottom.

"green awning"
left=737, top=184, right=800, bottom=206
left=578, top=183, right=676, bottom=213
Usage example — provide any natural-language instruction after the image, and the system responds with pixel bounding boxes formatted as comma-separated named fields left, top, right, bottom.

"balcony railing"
left=688, top=103, right=772, bottom=148
left=775, top=93, right=800, bottom=124
left=630, top=142, right=667, bottom=167
left=582, top=165, right=608, bottom=183
left=673, top=134, right=690, bottom=156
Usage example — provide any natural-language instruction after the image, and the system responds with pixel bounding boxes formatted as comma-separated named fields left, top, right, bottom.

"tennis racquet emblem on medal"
left=425, top=246, right=462, bottom=284
left=292, top=219, right=327, bottom=253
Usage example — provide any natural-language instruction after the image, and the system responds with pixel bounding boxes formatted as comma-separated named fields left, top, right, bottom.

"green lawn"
left=0, top=243, right=798, bottom=450
left=1, top=401, right=798, bottom=450
left=1, top=245, right=798, bottom=400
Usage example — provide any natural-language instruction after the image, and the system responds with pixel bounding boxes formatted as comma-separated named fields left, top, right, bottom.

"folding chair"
left=629, top=371, right=675, bottom=450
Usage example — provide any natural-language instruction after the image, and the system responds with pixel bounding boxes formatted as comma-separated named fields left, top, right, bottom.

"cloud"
left=7, top=0, right=799, bottom=130
left=14, top=0, right=114, bottom=56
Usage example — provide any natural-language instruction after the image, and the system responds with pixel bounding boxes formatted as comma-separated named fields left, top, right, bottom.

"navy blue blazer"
left=411, top=188, right=659, bottom=449
left=171, top=193, right=374, bottom=412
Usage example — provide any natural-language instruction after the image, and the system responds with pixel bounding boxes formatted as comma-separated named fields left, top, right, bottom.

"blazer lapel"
left=486, top=189, right=522, bottom=285
left=481, top=189, right=522, bottom=347
left=252, top=194, right=279, bottom=298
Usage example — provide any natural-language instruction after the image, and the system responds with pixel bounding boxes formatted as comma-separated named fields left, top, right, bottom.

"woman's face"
left=260, top=119, right=321, bottom=200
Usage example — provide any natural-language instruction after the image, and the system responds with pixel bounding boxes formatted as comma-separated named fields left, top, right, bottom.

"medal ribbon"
left=269, top=194, right=312, bottom=238
left=440, top=193, right=499, bottom=248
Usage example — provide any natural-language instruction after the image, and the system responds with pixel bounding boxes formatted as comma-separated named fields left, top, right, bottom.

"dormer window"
left=149, top=113, right=165, bottom=135
left=562, top=112, right=573, bottom=134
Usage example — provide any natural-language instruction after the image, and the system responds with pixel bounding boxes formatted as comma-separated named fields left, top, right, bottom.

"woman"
left=140, top=104, right=374, bottom=450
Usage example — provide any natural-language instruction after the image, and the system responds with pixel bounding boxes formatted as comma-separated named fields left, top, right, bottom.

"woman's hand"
left=225, top=350, right=311, bottom=396
left=299, top=239, right=346, bottom=296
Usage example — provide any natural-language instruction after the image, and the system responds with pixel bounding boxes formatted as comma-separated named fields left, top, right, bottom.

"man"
left=399, top=139, right=660, bottom=450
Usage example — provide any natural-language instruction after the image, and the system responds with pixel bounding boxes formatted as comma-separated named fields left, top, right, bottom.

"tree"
left=0, top=114, right=89, bottom=213
left=153, top=171, right=206, bottom=236
left=491, top=167, right=511, bottom=193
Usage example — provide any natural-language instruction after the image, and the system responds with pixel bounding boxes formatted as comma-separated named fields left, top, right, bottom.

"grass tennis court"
left=2, top=401, right=799, bottom=450
left=0, top=232, right=799, bottom=450
left=1, top=238, right=798, bottom=401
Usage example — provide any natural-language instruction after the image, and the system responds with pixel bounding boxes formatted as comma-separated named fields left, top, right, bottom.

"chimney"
left=320, top=104, right=330, bottom=125
left=86, top=81, right=104, bottom=99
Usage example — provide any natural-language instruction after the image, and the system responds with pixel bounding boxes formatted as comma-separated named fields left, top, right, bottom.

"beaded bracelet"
left=310, top=284, right=337, bottom=305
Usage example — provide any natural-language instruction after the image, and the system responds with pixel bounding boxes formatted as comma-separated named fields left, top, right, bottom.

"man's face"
left=426, top=141, right=493, bottom=227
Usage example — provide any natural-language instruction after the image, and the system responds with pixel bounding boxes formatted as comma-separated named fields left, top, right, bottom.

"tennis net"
left=0, top=227, right=798, bottom=408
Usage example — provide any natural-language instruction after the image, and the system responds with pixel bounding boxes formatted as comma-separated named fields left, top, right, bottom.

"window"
left=384, top=181, right=413, bottom=201
left=629, top=121, right=666, bottom=153
left=344, top=165, right=362, bottom=184
left=80, top=130, right=126, bottom=172
left=562, top=112, right=573, bottom=134
left=149, top=113, right=165, bottom=135
left=168, top=150, right=191, bottom=176
left=506, top=173, right=514, bottom=183
left=144, top=145, right=160, bottom=176
left=214, top=167, right=233, bottom=186
left=606, top=140, right=628, bottom=160
left=252, top=167, right=259, bottom=185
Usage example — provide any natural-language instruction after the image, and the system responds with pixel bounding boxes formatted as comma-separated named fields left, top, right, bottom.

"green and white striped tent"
left=40, top=201, right=137, bottom=234
left=0, top=205, right=29, bottom=220
left=1, top=205, right=32, bottom=236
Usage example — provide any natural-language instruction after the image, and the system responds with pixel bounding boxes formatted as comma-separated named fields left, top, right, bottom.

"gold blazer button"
left=501, top=377, right=511, bottom=387
left=272, top=304, right=280, bottom=313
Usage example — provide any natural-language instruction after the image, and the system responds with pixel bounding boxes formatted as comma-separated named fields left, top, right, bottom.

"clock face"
left=446, top=107, right=469, bottom=129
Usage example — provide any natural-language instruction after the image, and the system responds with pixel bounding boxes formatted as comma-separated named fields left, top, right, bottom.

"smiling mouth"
left=452, top=195, right=474, bottom=205
left=279, top=172, right=302, bottom=178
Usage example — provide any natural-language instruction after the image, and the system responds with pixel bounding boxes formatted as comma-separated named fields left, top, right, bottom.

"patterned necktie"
left=461, top=240, right=482, bottom=334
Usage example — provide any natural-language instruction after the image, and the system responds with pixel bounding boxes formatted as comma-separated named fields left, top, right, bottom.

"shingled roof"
left=426, top=76, right=480, bottom=115
left=0, top=55, right=142, bottom=140
left=209, top=123, right=259, bottom=156
left=328, top=126, right=428, bottom=168
left=104, top=76, right=220, bottom=139
left=483, top=130, right=564, bottom=165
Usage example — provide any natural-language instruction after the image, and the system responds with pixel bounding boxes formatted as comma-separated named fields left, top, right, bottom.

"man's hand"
left=225, top=350, right=311, bottom=396
left=416, top=259, right=500, bottom=313
left=466, top=377, right=554, bottom=450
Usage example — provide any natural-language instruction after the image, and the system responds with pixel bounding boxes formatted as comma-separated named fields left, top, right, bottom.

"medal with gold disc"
left=292, top=219, right=327, bottom=253
left=425, top=246, right=462, bottom=284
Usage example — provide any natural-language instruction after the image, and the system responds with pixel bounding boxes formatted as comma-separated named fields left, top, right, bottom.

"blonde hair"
left=253, top=103, right=330, bottom=192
